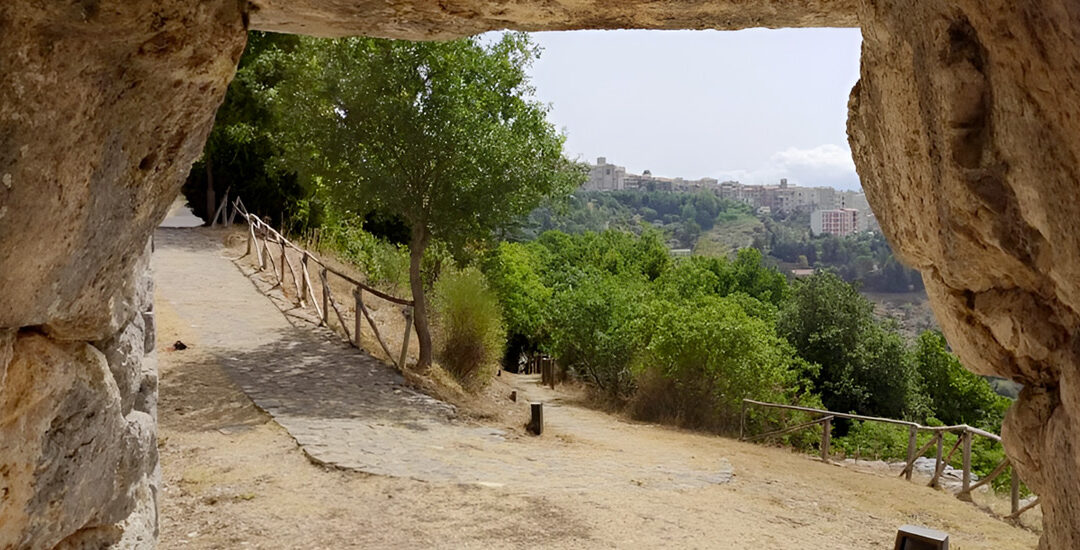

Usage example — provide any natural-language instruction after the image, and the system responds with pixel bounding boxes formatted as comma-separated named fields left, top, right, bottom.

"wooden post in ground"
left=300, top=252, right=310, bottom=306
left=739, top=401, right=747, bottom=441
left=821, top=416, right=832, bottom=463
left=905, top=425, right=918, bottom=481
left=549, top=358, right=556, bottom=389
left=398, top=307, right=413, bottom=370
left=527, top=403, right=543, bottom=435
left=930, top=433, right=944, bottom=488
left=540, top=356, right=549, bottom=386
left=962, top=430, right=973, bottom=495
left=353, top=288, right=363, bottom=349
left=1011, top=467, right=1021, bottom=515
left=319, top=268, right=329, bottom=326
left=245, top=217, right=255, bottom=257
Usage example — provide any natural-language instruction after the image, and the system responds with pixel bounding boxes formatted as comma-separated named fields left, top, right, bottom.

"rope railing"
left=230, top=197, right=414, bottom=370
left=740, top=398, right=1038, bottom=521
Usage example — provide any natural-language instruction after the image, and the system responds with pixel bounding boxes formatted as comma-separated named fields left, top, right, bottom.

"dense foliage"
left=275, top=32, right=585, bottom=369
left=181, top=33, right=320, bottom=230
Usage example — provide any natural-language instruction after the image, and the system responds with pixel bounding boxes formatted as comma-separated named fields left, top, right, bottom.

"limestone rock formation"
left=3, top=0, right=1079, bottom=548
left=247, top=0, right=858, bottom=38
left=848, top=2, right=1080, bottom=548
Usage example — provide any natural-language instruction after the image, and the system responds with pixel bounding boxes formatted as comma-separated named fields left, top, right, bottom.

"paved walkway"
left=152, top=227, right=734, bottom=490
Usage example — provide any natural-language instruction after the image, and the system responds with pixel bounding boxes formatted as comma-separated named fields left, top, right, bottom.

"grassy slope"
left=692, top=214, right=764, bottom=257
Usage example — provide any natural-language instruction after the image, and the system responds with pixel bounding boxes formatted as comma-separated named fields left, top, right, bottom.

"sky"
left=525, top=29, right=864, bottom=191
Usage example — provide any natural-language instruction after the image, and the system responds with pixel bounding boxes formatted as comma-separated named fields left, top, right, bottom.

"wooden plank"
left=742, top=399, right=919, bottom=429
left=356, top=297, right=398, bottom=368
left=744, top=416, right=833, bottom=442
left=353, top=288, right=364, bottom=348
left=821, top=416, right=832, bottom=463
left=962, top=430, right=972, bottom=494
left=905, top=425, right=918, bottom=481
left=302, top=259, right=322, bottom=319
left=1006, top=497, right=1039, bottom=520
left=957, top=457, right=1010, bottom=498
left=398, top=307, right=413, bottom=370
left=326, top=284, right=352, bottom=343
left=319, top=268, right=329, bottom=326
left=930, top=435, right=963, bottom=488
left=1011, top=467, right=1021, bottom=514
left=900, top=434, right=940, bottom=479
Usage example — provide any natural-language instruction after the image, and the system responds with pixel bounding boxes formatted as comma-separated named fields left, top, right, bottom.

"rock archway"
left=2, top=1, right=1077, bottom=548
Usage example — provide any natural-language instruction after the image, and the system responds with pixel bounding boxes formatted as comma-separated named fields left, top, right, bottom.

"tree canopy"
left=276, top=33, right=585, bottom=368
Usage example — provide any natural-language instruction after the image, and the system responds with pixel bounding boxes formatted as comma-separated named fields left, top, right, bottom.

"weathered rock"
left=0, top=333, right=152, bottom=549
left=2, top=0, right=1079, bottom=548
left=848, top=2, right=1080, bottom=547
left=247, top=0, right=858, bottom=39
left=0, top=1, right=247, bottom=341
left=95, top=314, right=146, bottom=416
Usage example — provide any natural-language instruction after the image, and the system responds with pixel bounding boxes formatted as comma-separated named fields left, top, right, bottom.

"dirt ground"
left=157, top=295, right=1038, bottom=550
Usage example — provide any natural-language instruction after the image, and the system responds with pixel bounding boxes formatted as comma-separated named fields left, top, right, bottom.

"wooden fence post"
left=527, top=403, right=543, bottom=435
left=962, top=430, right=972, bottom=494
left=1011, top=467, right=1021, bottom=515
left=398, top=307, right=413, bottom=370
left=902, top=423, right=920, bottom=479
left=821, top=416, right=831, bottom=463
left=300, top=252, right=309, bottom=306
left=739, top=401, right=747, bottom=441
left=320, top=268, right=329, bottom=326
left=549, top=358, right=556, bottom=389
left=930, top=433, right=944, bottom=488
left=353, top=287, right=364, bottom=349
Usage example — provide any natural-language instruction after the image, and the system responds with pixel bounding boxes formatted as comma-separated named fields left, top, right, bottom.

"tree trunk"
left=204, top=158, right=216, bottom=226
left=409, top=224, right=432, bottom=371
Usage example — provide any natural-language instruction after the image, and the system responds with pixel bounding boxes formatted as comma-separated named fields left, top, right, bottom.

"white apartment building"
left=811, top=208, right=860, bottom=236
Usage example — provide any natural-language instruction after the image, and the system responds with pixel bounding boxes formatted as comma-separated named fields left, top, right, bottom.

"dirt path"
left=154, top=226, right=1037, bottom=549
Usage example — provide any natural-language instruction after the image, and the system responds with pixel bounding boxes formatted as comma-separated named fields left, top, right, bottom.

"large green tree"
left=183, top=32, right=318, bottom=229
left=279, top=33, right=585, bottom=369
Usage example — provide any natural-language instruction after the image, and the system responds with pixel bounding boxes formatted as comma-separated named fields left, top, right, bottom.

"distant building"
left=811, top=208, right=860, bottom=236
left=585, top=157, right=626, bottom=191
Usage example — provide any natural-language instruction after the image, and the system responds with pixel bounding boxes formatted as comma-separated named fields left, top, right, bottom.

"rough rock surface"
left=248, top=0, right=858, bottom=39
left=848, top=2, right=1080, bottom=548
left=0, top=1, right=246, bottom=340
left=2, top=0, right=1079, bottom=548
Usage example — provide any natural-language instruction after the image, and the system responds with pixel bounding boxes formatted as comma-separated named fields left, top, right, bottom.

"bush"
left=432, top=268, right=506, bottom=389
left=631, top=295, right=818, bottom=434
left=319, top=221, right=410, bottom=291
left=548, top=272, right=646, bottom=398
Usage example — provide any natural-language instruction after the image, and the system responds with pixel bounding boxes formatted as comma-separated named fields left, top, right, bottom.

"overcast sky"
left=526, top=29, right=864, bottom=190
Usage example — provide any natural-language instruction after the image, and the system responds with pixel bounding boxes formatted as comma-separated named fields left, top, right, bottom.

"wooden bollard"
left=527, top=402, right=543, bottom=435
left=353, top=288, right=364, bottom=349
left=905, top=425, right=918, bottom=481
left=821, top=416, right=831, bottom=463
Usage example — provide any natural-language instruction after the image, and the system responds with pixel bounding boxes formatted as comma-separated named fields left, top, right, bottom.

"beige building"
left=585, top=157, right=626, bottom=191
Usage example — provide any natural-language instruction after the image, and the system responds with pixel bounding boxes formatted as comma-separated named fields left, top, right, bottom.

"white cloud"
left=715, top=144, right=862, bottom=191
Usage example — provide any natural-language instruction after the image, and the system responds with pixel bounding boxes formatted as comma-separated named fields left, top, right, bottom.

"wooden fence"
left=229, top=198, right=415, bottom=370
left=740, top=399, right=1039, bottom=521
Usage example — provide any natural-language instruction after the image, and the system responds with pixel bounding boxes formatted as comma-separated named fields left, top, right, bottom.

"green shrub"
left=433, top=268, right=506, bottom=389
left=320, top=221, right=409, bottom=291
left=631, top=295, right=818, bottom=435
left=548, top=272, right=646, bottom=398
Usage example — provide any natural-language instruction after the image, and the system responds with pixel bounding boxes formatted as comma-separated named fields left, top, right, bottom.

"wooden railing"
left=740, top=399, right=1039, bottom=520
left=230, top=198, right=414, bottom=370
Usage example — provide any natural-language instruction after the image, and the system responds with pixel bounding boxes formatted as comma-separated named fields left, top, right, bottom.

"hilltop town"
left=585, top=156, right=879, bottom=236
